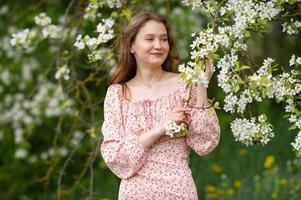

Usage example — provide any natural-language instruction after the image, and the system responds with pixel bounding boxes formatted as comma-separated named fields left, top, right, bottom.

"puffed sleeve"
left=185, top=85, right=220, bottom=156
left=100, top=85, right=149, bottom=179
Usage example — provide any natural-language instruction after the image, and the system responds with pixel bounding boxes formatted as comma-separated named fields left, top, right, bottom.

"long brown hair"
left=108, top=12, right=178, bottom=86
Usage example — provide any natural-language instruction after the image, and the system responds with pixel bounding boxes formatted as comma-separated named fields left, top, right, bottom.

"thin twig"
left=57, top=134, right=85, bottom=200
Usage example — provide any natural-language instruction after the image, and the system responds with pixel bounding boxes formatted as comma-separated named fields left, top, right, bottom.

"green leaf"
left=289, top=125, right=297, bottom=130
left=180, top=72, right=187, bottom=81
left=214, top=101, right=221, bottom=109
left=232, top=84, right=240, bottom=93
left=207, top=53, right=220, bottom=60
left=233, top=65, right=250, bottom=72
left=87, top=127, right=96, bottom=138
left=245, top=31, right=251, bottom=38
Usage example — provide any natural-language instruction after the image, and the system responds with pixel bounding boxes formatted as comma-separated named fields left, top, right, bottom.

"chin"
left=149, top=58, right=167, bottom=66
left=148, top=61, right=165, bottom=67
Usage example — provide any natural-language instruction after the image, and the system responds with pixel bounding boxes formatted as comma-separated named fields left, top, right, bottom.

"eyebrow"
left=143, top=34, right=168, bottom=37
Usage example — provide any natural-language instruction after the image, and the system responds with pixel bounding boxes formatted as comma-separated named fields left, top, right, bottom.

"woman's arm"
left=196, top=59, right=214, bottom=107
left=185, top=59, right=220, bottom=156
left=139, top=108, right=188, bottom=149
left=196, top=84, right=210, bottom=107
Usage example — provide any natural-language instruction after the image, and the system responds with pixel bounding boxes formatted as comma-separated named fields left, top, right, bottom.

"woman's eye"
left=161, top=38, right=168, bottom=41
left=146, top=38, right=153, bottom=41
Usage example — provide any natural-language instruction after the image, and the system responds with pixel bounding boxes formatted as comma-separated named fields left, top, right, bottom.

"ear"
left=130, top=42, right=136, bottom=54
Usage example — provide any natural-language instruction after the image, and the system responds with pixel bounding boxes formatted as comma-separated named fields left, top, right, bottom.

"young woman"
left=100, top=12, right=220, bottom=199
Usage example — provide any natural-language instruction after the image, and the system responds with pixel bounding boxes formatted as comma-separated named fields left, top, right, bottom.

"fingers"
left=173, top=115, right=187, bottom=123
left=171, top=110, right=188, bottom=123
left=206, top=59, right=213, bottom=68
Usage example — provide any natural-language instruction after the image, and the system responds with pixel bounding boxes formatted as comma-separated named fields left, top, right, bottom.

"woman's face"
left=131, top=20, right=170, bottom=69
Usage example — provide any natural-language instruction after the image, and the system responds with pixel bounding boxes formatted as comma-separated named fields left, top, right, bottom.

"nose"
left=154, top=39, right=162, bottom=49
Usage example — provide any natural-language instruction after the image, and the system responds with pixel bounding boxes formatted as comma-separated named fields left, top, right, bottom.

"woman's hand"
left=204, top=59, right=214, bottom=82
left=157, top=108, right=189, bottom=135
left=139, top=108, right=189, bottom=149
left=196, top=59, right=214, bottom=107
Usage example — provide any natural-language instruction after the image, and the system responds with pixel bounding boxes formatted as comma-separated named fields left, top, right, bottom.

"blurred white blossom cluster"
left=289, top=54, right=301, bottom=66
left=10, top=13, right=62, bottom=49
left=183, top=0, right=301, bottom=155
left=0, top=58, right=75, bottom=160
left=74, top=18, right=114, bottom=50
left=291, top=131, right=301, bottom=157
left=55, top=64, right=71, bottom=80
left=282, top=19, right=301, bottom=35
left=7, top=2, right=120, bottom=161
left=181, top=0, right=203, bottom=10
left=74, top=17, right=115, bottom=63
left=84, top=0, right=122, bottom=21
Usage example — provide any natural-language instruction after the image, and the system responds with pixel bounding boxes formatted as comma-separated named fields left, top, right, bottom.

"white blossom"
left=34, top=13, right=52, bottom=27
left=181, top=0, right=203, bottom=10
left=15, top=148, right=27, bottom=158
left=86, top=37, right=99, bottom=49
left=84, top=2, right=104, bottom=20
left=10, top=28, right=37, bottom=48
left=74, top=18, right=114, bottom=50
left=55, top=64, right=70, bottom=80
left=106, top=0, right=122, bottom=8
left=282, top=19, right=301, bottom=35
left=289, top=54, right=301, bottom=66
left=0, top=5, right=8, bottom=15
left=42, top=25, right=62, bottom=39
left=224, top=93, right=238, bottom=113
left=71, top=130, right=84, bottom=146
left=237, top=89, right=253, bottom=113
left=163, top=120, right=187, bottom=137
left=289, top=54, right=296, bottom=66
left=74, top=34, right=85, bottom=49
left=231, top=115, right=274, bottom=146
left=58, top=147, right=69, bottom=157
left=291, top=131, right=301, bottom=156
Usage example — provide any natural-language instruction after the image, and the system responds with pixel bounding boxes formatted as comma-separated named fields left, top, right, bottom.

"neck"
left=135, top=65, right=165, bottom=86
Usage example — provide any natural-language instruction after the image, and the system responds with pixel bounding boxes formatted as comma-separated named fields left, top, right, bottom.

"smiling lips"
left=150, top=52, right=164, bottom=56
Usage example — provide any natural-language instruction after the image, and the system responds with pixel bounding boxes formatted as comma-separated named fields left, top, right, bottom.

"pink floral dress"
left=101, top=78, right=220, bottom=200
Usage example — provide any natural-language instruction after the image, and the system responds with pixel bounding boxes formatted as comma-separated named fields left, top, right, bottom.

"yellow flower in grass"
left=295, top=183, right=301, bottom=191
left=208, top=193, right=218, bottom=199
left=238, top=148, right=248, bottom=156
left=280, top=178, right=288, bottom=185
left=227, top=188, right=235, bottom=196
left=207, top=185, right=218, bottom=199
left=207, top=185, right=217, bottom=193
left=272, top=192, right=277, bottom=199
left=264, top=155, right=275, bottom=169
left=234, top=180, right=241, bottom=188
left=211, top=163, right=222, bottom=174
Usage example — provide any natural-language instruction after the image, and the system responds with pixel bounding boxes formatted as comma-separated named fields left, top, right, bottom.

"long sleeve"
left=100, top=85, right=149, bottom=179
left=185, top=85, right=220, bottom=156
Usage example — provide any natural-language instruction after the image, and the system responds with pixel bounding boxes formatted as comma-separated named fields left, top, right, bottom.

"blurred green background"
left=0, top=0, right=301, bottom=199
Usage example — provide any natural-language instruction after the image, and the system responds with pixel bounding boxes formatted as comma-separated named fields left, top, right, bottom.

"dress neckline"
left=119, top=76, right=185, bottom=104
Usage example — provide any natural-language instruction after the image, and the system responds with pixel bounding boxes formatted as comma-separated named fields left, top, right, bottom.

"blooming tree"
left=180, top=0, right=301, bottom=156
left=3, top=0, right=301, bottom=198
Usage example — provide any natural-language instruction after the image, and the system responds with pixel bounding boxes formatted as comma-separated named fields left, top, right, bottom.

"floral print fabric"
left=101, top=78, right=220, bottom=199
